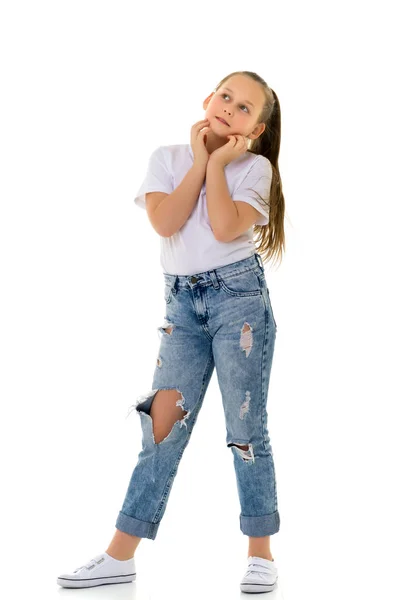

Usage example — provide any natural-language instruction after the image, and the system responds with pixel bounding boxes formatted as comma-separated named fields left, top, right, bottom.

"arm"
left=205, top=159, right=238, bottom=241
left=154, top=163, right=207, bottom=237
left=206, top=159, right=262, bottom=242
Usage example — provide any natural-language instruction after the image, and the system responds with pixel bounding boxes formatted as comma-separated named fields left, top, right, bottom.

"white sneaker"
left=240, top=555, right=278, bottom=593
left=56, top=552, right=136, bottom=588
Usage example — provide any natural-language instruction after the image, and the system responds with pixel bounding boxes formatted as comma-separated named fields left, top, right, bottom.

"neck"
left=205, top=131, right=229, bottom=155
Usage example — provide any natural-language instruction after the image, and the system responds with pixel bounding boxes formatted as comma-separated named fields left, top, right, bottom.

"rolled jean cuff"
left=240, top=510, right=280, bottom=536
left=116, top=511, right=159, bottom=540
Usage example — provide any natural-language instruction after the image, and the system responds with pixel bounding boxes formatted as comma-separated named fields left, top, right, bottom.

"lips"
left=216, top=116, right=229, bottom=126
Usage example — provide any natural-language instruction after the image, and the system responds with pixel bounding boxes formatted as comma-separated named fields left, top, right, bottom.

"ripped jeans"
left=116, top=252, right=280, bottom=539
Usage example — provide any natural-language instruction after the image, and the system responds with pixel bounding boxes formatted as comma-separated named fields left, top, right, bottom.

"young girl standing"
left=57, top=70, right=285, bottom=594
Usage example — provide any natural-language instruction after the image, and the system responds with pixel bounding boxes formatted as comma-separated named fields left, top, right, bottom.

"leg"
left=106, top=530, right=142, bottom=560
left=248, top=535, right=274, bottom=561
left=212, top=275, right=280, bottom=546
left=115, top=313, right=215, bottom=541
left=107, top=389, right=187, bottom=560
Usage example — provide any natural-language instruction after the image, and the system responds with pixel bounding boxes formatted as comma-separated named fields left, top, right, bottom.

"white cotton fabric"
left=134, top=143, right=272, bottom=276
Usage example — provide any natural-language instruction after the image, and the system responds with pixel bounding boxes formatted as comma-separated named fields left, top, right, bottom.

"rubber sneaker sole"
left=240, top=577, right=278, bottom=593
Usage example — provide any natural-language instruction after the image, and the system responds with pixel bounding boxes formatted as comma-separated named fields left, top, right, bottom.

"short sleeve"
left=232, top=156, right=273, bottom=226
left=134, top=146, right=174, bottom=209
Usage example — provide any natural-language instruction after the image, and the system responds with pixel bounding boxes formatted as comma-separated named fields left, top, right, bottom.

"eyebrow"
left=222, top=87, right=255, bottom=108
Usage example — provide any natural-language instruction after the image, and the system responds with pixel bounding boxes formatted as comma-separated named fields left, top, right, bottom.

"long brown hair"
left=213, top=71, right=285, bottom=267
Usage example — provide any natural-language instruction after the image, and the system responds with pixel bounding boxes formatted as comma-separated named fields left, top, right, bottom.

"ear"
left=203, top=92, right=214, bottom=110
left=248, top=122, right=266, bottom=140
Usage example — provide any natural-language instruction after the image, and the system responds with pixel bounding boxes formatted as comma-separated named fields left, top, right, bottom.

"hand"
left=208, top=134, right=249, bottom=167
left=190, top=119, right=211, bottom=169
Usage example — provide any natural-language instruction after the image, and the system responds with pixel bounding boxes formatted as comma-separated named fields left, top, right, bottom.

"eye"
left=221, top=93, right=249, bottom=113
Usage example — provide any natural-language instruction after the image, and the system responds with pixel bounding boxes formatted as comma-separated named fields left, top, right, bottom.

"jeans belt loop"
left=209, top=269, right=220, bottom=289
left=255, top=253, right=263, bottom=269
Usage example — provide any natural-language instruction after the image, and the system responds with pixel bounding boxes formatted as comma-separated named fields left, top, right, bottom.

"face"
left=203, top=74, right=266, bottom=141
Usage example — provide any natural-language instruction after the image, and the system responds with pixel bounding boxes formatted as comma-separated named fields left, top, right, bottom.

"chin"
left=210, top=128, right=229, bottom=139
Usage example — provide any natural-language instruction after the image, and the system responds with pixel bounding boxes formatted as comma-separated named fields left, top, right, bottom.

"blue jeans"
left=116, top=252, right=280, bottom=539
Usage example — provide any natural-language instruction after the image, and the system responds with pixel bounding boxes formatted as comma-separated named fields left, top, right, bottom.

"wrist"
left=207, top=157, right=225, bottom=169
left=192, top=160, right=207, bottom=175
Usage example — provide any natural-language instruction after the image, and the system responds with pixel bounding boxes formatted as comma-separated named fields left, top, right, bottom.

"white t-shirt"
left=134, top=143, right=272, bottom=276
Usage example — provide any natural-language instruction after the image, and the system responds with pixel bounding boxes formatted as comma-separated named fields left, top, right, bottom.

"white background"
left=1, top=1, right=399, bottom=599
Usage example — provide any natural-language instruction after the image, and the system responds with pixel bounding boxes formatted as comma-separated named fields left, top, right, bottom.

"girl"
left=57, top=70, right=285, bottom=594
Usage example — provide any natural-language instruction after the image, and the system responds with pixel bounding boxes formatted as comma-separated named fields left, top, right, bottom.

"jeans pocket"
left=256, top=271, right=277, bottom=330
left=266, top=287, right=277, bottom=329
left=164, top=282, right=173, bottom=304
left=218, top=269, right=262, bottom=298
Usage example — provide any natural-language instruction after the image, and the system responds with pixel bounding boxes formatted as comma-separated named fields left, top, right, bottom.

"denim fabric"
left=116, top=252, right=280, bottom=539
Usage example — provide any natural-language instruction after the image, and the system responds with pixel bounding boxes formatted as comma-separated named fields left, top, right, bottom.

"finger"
left=198, top=128, right=210, bottom=140
left=195, top=119, right=210, bottom=128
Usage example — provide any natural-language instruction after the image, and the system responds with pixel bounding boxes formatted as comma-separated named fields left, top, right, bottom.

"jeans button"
left=191, top=276, right=199, bottom=283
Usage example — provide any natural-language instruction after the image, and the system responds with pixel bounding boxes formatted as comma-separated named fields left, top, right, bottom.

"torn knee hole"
left=150, top=389, right=191, bottom=444
left=228, top=442, right=255, bottom=462
left=232, top=444, right=249, bottom=451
